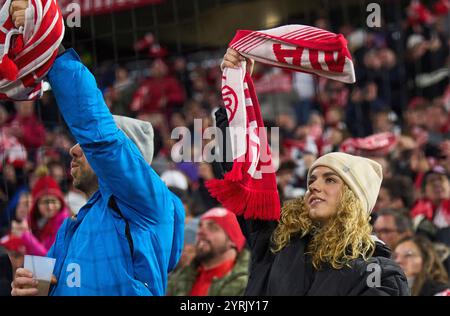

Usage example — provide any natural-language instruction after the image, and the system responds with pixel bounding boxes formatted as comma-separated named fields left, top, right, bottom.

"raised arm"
left=46, top=49, right=181, bottom=227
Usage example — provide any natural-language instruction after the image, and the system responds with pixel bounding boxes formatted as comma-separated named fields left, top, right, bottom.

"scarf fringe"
left=206, top=177, right=280, bottom=221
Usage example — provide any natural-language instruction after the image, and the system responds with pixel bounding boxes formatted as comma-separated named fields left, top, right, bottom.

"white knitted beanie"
left=306, top=152, right=383, bottom=215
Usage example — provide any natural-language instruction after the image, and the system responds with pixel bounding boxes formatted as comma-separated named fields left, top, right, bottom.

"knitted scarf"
left=0, top=0, right=64, bottom=100
left=206, top=25, right=355, bottom=220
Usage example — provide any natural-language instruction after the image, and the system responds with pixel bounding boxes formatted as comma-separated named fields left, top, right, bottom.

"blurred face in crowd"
left=69, top=144, right=99, bottom=196
left=15, top=193, right=32, bottom=221
left=393, top=240, right=423, bottom=278
left=325, top=107, right=342, bottom=127
left=378, top=48, right=396, bottom=68
left=424, top=173, right=450, bottom=204
left=38, top=194, right=61, bottom=219
left=305, top=166, right=343, bottom=224
left=374, top=215, right=406, bottom=250
left=115, top=67, right=128, bottom=82
left=0, top=105, right=8, bottom=125
left=49, top=163, right=65, bottom=186
left=195, top=219, right=233, bottom=263
left=14, top=101, right=35, bottom=118
left=375, top=187, right=391, bottom=212
left=369, top=156, right=392, bottom=179
left=373, top=111, right=393, bottom=133
left=198, top=162, right=214, bottom=181
left=151, top=59, right=168, bottom=78
left=425, top=105, right=447, bottom=132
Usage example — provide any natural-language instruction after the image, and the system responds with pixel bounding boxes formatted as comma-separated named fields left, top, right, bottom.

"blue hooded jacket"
left=46, top=49, right=185, bottom=295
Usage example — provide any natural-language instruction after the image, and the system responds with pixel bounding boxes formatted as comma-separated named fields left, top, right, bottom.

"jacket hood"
left=113, top=115, right=154, bottom=165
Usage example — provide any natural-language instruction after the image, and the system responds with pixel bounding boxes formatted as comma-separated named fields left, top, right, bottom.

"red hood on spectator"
left=29, top=175, right=68, bottom=232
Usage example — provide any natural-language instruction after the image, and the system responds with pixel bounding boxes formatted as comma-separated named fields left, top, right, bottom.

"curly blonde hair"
left=271, top=184, right=375, bottom=269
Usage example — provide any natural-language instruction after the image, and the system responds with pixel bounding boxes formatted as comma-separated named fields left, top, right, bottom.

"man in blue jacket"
left=10, top=5, right=184, bottom=296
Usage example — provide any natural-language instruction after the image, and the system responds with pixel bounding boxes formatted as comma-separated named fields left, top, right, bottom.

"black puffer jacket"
left=239, top=218, right=410, bottom=296
left=213, top=107, right=409, bottom=296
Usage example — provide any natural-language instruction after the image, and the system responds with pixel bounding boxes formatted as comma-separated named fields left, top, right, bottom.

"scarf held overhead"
left=206, top=25, right=356, bottom=221
left=0, top=0, right=65, bottom=100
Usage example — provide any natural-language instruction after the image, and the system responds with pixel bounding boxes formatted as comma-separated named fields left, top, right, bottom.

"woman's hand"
left=221, top=48, right=255, bottom=75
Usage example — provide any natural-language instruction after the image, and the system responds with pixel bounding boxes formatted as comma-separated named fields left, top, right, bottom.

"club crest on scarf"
left=207, top=24, right=356, bottom=221
left=222, top=85, right=238, bottom=123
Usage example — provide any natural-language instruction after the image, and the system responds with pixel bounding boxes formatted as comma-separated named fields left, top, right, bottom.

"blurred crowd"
left=1, top=0, right=450, bottom=296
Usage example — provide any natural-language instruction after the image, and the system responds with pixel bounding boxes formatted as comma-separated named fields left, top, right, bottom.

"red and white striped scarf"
left=207, top=25, right=355, bottom=221
left=0, top=0, right=64, bottom=100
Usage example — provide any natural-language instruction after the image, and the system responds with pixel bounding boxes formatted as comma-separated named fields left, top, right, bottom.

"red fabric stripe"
left=324, top=51, right=345, bottom=72
left=294, top=29, right=330, bottom=40
left=308, top=49, right=322, bottom=71
left=282, top=26, right=318, bottom=39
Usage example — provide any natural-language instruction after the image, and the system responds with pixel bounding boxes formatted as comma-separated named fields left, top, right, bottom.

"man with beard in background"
left=167, top=207, right=249, bottom=296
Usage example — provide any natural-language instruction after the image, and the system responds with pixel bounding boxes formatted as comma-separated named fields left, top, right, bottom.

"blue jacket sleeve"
left=47, top=49, right=183, bottom=228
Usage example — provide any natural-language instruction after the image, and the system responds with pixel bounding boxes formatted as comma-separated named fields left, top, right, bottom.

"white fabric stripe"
left=0, top=26, right=8, bottom=33
left=293, top=29, right=330, bottom=40
left=0, top=0, right=12, bottom=30
left=279, top=26, right=308, bottom=39
left=232, top=33, right=258, bottom=50
left=23, top=4, right=35, bottom=42
left=291, top=28, right=330, bottom=38
left=282, top=26, right=316, bottom=39
left=243, top=37, right=269, bottom=53
left=239, top=33, right=272, bottom=52
left=301, top=48, right=310, bottom=69
left=1, top=28, right=22, bottom=59
left=245, top=98, right=253, bottom=106
left=284, top=27, right=324, bottom=39
left=234, top=34, right=262, bottom=52
left=301, top=33, right=335, bottom=41
left=26, top=0, right=43, bottom=44
left=27, top=87, right=42, bottom=99
left=318, top=51, right=329, bottom=71
left=0, top=28, right=63, bottom=87
left=43, top=0, right=52, bottom=16
left=16, top=9, right=60, bottom=59
left=231, top=32, right=256, bottom=49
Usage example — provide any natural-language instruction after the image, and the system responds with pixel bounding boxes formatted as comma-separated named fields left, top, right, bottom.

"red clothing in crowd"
left=411, top=199, right=450, bottom=228
left=189, top=259, right=236, bottom=296
left=22, top=175, right=70, bottom=256
left=7, top=115, right=46, bottom=149
left=130, top=76, right=185, bottom=114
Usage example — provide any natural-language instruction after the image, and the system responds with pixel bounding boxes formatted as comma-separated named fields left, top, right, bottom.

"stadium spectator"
left=394, top=235, right=450, bottom=296
left=167, top=207, right=248, bottom=296
left=374, top=208, right=414, bottom=250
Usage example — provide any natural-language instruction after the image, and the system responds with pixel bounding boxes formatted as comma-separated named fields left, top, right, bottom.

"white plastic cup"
left=24, top=255, right=56, bottom=296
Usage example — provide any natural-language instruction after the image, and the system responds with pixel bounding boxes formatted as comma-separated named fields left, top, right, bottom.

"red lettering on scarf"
left=272, top=44, right=304, bottom=66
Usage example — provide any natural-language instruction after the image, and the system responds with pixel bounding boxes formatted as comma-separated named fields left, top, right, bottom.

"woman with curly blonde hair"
left=214, top=50, right=410, bottom=296
left=239, top=152, right=410, bottom=295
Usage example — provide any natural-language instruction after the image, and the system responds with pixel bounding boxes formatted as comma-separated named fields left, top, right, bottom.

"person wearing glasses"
left=373, top=208, right=414, bottom=250
left=394, top=235, right=450, bottom=296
